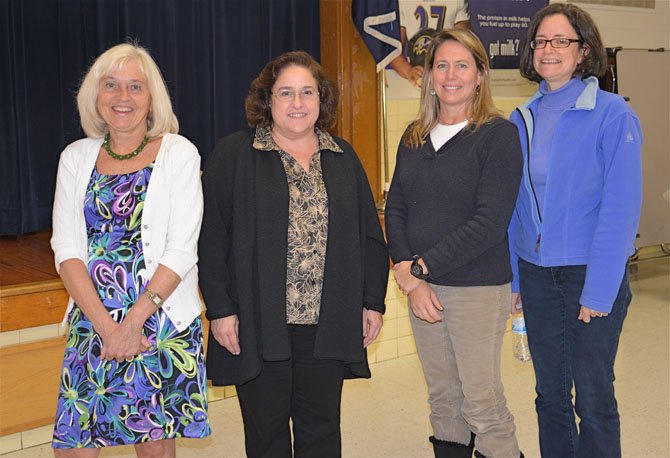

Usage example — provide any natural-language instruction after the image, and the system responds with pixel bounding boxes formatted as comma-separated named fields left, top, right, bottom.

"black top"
left=198, top=128, right=389, bottom=385
left=385, top=117, right=522, bottom=286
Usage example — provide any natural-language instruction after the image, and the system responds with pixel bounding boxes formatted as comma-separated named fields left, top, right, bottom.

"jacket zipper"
left=516, top=107, right=543, bottom=253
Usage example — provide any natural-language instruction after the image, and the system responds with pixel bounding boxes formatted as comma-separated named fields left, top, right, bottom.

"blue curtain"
left=0, top=0, right=320, bottom=235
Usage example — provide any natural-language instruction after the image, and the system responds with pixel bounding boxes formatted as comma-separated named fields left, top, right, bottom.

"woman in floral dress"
left=50, top=43, right=209, bottom=457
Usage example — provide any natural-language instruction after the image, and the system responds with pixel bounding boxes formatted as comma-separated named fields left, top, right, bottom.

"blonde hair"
left=77, top=42, right=178, bottom=138
left=403, top=29, right=499, bottom=149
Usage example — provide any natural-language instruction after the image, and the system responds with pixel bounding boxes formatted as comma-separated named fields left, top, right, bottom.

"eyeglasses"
left=271, top=88, right=320, bottom=102
left=530, top=38, right=582, bottom=49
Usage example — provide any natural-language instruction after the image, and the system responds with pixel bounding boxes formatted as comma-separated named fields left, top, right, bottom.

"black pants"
left=236, top=324, right=345, bottom=458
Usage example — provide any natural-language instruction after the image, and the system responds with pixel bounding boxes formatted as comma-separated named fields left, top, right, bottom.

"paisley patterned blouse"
left=253, top=127, right=343, bottom=324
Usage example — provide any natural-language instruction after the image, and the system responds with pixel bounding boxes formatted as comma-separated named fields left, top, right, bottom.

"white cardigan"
left=51, top=133, right=204, bottom=332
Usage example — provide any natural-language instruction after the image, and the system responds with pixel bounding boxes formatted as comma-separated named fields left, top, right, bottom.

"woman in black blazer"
left=198, top=51, right=389, bottom=458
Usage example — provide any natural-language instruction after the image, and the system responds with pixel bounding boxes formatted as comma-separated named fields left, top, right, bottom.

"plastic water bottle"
left=512, top=316, right=531, bottom=362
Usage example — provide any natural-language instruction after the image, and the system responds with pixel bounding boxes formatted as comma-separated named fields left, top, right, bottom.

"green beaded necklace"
left=103, top=132, right=149, bottom=161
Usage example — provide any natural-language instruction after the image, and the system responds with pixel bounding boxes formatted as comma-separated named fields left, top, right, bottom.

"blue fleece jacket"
left=508, top=77, right=642, bottom=313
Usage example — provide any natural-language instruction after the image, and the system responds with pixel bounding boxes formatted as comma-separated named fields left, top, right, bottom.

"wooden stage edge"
left=1, top=279, right=64, bottom=297
left=0, top=281, right=68, bottom=332
left=0, top=233, right=66, bottom=435
left=0, top=232, right=66, bottom=332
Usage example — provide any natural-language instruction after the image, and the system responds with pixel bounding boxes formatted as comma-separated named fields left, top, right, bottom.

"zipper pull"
left=535, top=234, right=541, bottom=253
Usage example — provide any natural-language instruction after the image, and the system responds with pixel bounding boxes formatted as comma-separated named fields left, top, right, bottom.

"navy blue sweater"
left=385, top=117, right=522, bottom=286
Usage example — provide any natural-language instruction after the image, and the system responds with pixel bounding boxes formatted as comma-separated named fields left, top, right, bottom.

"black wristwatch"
left=410, top=255, right=430, bottom=280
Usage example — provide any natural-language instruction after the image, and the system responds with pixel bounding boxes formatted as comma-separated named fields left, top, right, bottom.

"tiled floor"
left=3, top=258, right=668, bottom=458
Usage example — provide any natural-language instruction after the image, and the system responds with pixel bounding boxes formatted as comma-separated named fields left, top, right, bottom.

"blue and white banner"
left=469, top=0, right=548, bottom=69
left=352, top=0, right=403, bottom=72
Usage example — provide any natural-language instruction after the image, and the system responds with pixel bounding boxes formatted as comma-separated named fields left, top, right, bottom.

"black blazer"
left=199, top=129, right=389, bottom=386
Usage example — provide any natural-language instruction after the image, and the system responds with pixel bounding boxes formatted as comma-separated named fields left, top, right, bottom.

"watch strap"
left=144, top=289, right=164, bottom=309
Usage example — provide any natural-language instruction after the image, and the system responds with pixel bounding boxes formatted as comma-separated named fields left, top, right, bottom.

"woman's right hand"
left=211, top=315, right=240, bottom=355
left=408, top=282, right=444, bottom=323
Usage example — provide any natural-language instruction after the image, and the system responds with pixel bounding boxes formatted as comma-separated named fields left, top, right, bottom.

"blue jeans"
left=518, top=259, right=631, bottom=458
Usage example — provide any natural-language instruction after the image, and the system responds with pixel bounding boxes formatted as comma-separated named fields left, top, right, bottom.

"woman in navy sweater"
left=509, top=4, right=642, bottom=458
left=386, top=29, right=523, bottom=458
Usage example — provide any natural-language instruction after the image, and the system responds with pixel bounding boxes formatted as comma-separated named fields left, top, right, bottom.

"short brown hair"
left=245, top=51, right=338, bottom=130
left=519, top=3, right=607, bottom=83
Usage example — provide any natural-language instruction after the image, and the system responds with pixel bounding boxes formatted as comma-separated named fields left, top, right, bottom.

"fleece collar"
left=523, top=76, right=599, bottom=111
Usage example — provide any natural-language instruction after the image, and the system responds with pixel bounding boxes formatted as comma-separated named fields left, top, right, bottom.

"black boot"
left=466, top=432, right=476, bottom=456
left=474, top=451, right=524, bottom=458
left=430, top=433, right=475, bottom=458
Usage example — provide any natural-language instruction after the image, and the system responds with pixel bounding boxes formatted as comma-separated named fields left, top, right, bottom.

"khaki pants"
left=409, top=283, right=520, bottom=458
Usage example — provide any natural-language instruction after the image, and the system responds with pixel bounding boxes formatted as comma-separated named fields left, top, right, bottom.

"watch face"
left=411, top=259, right=428, bottom=279
left=145, top=290, right=162, bottom=307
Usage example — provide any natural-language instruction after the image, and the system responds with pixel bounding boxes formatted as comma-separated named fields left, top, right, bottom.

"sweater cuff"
left=578, top=294, right=614, bottom=314
left=205, top=307, right=238, bottom=321
left=364, top=301, right=386, bottom=315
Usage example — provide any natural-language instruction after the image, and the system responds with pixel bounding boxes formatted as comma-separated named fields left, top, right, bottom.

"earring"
left=429, top=89, right=436, bottom=96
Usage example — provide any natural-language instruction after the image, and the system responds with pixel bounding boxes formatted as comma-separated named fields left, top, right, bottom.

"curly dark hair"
left=519, top=3, right=607, bottom=83
left=245, top=51, right=338, bottom=130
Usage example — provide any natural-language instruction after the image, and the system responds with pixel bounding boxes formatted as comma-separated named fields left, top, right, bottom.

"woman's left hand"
left=362, top=309, right=383, bottom=347
left=578, top=305, right=609, bottom=324
left=100, top=319, right=150, bottom=363
left=392, top=261, right=422, bottom=296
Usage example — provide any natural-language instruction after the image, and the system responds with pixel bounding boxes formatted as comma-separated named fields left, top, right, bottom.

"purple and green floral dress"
left=52, top=164, right=210, bottom=448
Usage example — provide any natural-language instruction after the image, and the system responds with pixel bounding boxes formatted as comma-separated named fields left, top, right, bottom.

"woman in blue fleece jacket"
left=509, top=4, right=642, bottom=458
